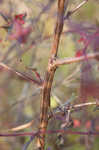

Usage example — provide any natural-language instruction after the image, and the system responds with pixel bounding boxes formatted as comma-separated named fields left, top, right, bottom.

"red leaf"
left=8, top=20, right=32, bottom=43
left=0, top=38, right=2, bottom=43
left=85, top=120, right=91, bottom=129
left=14, top=13, right=27, bottom=25
left=78, top=37, right=85, bottom=43
left=73, top=119, right=81, bottom=128
left=75, top=50, right=83, bottom=57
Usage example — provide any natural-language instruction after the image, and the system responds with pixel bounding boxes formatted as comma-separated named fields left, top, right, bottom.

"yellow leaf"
left=50, top=96, right=58, bottom=109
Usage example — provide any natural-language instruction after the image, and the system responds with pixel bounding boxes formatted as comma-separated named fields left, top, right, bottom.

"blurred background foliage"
left=0, top=0, right=99, bottom=150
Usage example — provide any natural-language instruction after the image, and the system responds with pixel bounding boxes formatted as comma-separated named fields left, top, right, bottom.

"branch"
left=51, top=52, right=99, bottom=68
left=0, top=132, right=37, bottom=137
left=47, top=129, right=99, bottom=136
left=48, top=101, right=97, bottom=120
left=73, top=102, right=96, bottom=109
left=64, top=0, right=88, bottom=19
left=0, top=62, right=43, bottom=86
left=38, top=0, right=69, bottom=149
left=9, top=120, right=34, bottom=132
left=0, top=130, right=99, bottom=138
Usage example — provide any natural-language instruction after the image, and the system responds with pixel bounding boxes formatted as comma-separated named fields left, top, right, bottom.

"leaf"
left=0, top=12, right=32, bottom=44
left=50, top=96, right=58, bottom=109
left=8, top=20, right=32, bottom=43
left=75, top=49, right=83, bottom=57
left=73, top=119, right=81, bottom=128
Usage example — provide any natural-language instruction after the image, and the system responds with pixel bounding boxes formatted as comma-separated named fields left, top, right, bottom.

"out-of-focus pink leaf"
left=68, top=21, right=99, bottom=102
left=8, top=19, right=32, bottom=43
left=14, top=13, right=27, bottom=25
left=75, top=49, right=83, bottom=57
left=0, top=12, right=32, bottom=44
left=68, top=21, right=99, bottom=55
left=73, top=119, right=81, bottom=128
left=80, top=61, right=99, bottom=102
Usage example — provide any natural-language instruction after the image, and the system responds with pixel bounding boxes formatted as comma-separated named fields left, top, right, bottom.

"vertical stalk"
left=37, top=1, right=68, bottom=150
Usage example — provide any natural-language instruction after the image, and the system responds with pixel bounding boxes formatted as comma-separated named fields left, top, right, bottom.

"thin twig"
left=9, top=120, right=34, bottom=132
left=64, top=0, right=88, bottom=19
left=73, top=102, right=96, bottom=109
left=0, top=130, right=99, bottom=138
left=52, top=52, right=99, bottom=68
left=48, top=101, right=97, bottom=119
left=0, top=62, right=42, bottom=86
